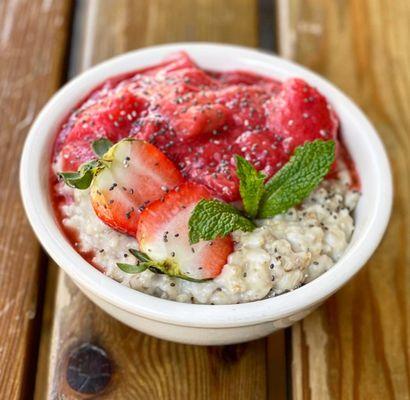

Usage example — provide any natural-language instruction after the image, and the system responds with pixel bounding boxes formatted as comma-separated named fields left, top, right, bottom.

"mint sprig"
left=188, top=140, right=335, bottom=243
left=189, top=199, right=255, bottom=244
left=258, top=140, right=335, bottom=218
left=235, top=155, right=265, bottom=218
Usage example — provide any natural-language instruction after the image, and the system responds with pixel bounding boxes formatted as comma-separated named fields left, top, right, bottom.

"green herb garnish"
left=258, top=139, right=335, bottom=218
left=188, top=140, right=335, bottom=243
left=235, top=155, right=266, bottom=218
left=188, top=199, right=255, bottom=244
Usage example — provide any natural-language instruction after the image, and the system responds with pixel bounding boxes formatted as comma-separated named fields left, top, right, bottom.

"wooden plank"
left=34, top=261, right=59, bottom=400
left=266, top=331, right=289, bottom=399
left=46, top=273, right=268, bottom=399
left=0, top=0, right=72, bottom=398
left=277, top=0, right=410, bottom=398
left=78, top=0, right=258, bottom=67
left=40, top=1, right=284, bottom=399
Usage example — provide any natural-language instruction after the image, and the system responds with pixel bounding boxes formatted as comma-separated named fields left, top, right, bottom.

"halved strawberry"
left=89, top=139, right=185, bottom=236
left=136, top=182, right=233, bottom=280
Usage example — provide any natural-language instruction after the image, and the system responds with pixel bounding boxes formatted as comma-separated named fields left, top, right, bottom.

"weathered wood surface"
left=5, top=0, right=407, bottom=398
left=38, top=1, right=285, bottom=399
left=0, top=0, right=72, bottom=398
left=43, top=272, right=270, bottom=399
left=278, top=0, right=410, bottom=398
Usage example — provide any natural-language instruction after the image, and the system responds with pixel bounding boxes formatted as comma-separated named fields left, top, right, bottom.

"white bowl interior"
left=20, top=43, right=392, bottom=328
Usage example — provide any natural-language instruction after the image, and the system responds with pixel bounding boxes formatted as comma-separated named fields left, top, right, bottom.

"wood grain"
left=266, top=331, right=289, bottom=399
left=45, top=274, right=268, bottom=399
left=39, top=1, right=279, bottom=399
left=34, top=261, right=59, bottom=400
left=0, top=0, right=72, bottom=398
left=277, top=0, right=410, bottom=398
left=76, top=0, right=258, bottom=70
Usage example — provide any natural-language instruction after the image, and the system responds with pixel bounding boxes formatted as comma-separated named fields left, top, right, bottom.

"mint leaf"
left=92, top=138, right=113, bottom=157
left=258, top=140, right=335, bottom=218
left=189, top=199, right=255, bottom=244
left=235, top=155, right=266, bottom=217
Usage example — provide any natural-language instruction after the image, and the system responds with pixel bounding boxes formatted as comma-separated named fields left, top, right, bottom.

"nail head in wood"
left=66, top=343, right=112, bottom=394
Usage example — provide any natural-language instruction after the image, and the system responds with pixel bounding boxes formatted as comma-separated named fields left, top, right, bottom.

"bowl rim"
left=20, top=42, right=392, bottom=328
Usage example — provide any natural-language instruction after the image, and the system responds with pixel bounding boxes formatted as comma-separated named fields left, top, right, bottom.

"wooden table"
left=1, top=0, right=408, bottom=398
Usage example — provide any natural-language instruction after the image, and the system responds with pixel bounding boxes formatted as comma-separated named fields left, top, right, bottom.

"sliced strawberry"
left=265, top=78, right=339, bottom=153
left=90, top=139, right=185, bottom=236
left=136, top=182, right=233, bottom=280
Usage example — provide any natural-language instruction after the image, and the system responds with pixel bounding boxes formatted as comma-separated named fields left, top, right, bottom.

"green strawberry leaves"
left=92, top=138, right=113, bottom=157
left=117, top=249, right=155, bottom=273
left=116, top=262, right=151, bottom=274
left=58, top=160, right=100, bottom=189
left=58, top=138, right=114, bottom=189
left=188, top=140, right=335, bottom=243
left=128, top=248, right=151, bottom=262
left=117, top=249, right=210, bottom=282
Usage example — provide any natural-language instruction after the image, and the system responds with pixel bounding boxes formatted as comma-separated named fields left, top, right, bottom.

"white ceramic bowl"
left=20, top=43, right=392, bottom=345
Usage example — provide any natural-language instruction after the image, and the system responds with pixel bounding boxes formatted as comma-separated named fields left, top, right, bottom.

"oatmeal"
left=60, top=175, right=359, bottom=304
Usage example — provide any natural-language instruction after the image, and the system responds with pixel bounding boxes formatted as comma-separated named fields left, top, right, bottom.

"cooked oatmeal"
left=60, top=171, right=359, bottom=304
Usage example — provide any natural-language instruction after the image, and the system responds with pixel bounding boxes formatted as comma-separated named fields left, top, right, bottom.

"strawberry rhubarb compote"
left=52, top=52, right=360, bottom=304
